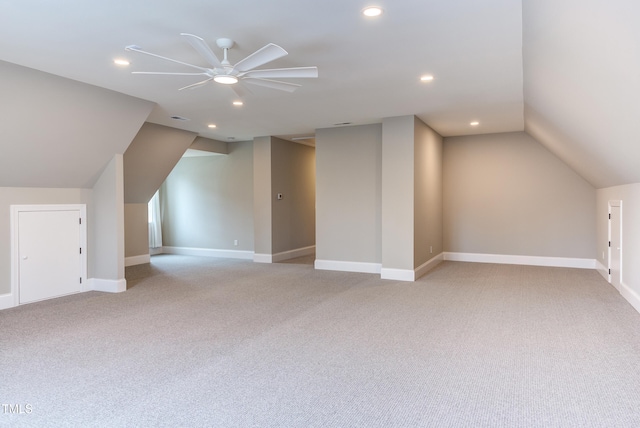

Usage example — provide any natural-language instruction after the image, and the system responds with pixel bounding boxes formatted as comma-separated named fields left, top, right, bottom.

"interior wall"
left=161, top=141, right=254, bottom=251
left=443, top=132, right=595, bottom=258
left=253, top=137, right=272, bottom=255
left=124, top=203, right=148, bottom=258
left=0, top=60, right=153, bottom=189
left=89, top=154, right=125, bottom=282
left=381, top=116, right=415, bottom=271
left=596, top=184, right=640, bottom=300
left=123, top=123, right=197, bottom=204
left=270, top=137, right=316, bottom=255
left=0, top=187, right=91, bottom=296
left=315, top=124, right=382, bottom=265
left=414, top=117, right=443, bottom=267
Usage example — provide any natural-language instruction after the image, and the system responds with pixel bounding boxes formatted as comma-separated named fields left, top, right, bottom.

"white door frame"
left=608, top=200, right=622, bottom=288
left=10, top=204, right=87, bottom=307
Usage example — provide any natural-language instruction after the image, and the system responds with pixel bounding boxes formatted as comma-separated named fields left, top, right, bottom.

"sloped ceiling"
left=0, top=60, right=154, bottom=188
left=523, top=0, right=640, bottom=188
left=1, top=1, right=637, bottom=190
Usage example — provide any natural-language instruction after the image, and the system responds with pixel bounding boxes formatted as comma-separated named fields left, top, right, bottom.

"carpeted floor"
left=2, top=255, right=640, bottom=427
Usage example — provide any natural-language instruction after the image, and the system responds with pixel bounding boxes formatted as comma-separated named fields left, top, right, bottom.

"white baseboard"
left=162, top=246, right=253, bottom=260
left=0, top=293, right=15, bottom=310
left=596, top=260, right=610, bottom=282
left=150, top=247, right=163, bottom=255
left=125, top=254, right=150, bottom=267
left=415, top=253, right=444, bottom=279
left=89, top=278, right=127, bottom=293
left=273, top=245, right=315, bottom=263
left=315, top=259, right=381, bottom=274
left=443, top=252, right=596, bottom=269
left=380, top=253, right=444, bottom=282
left=620, top=282, right=640, bottom=315
left=380, top=268, right=415, bottom=281
left=256, top=246, right=316, bottom=263
left=253, top=253, right=273, bottom=263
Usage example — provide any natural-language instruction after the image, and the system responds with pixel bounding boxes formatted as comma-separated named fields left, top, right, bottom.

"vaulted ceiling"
left=1, top=0, right=638, bottom=189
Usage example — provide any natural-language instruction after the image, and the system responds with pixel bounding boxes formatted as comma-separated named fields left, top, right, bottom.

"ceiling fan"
left=125, top=33, right=318, bottom=96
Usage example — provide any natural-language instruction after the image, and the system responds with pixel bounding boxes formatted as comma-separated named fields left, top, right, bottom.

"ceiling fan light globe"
left=214, top=75, right=238, bottom=85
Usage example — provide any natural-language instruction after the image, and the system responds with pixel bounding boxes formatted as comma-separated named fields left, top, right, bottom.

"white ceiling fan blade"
left=241, top=66, right=318, bottom=79
left=180, top=33, right=222, bottom=68
left=234, top=43, right=288, bottom=72
left=178, top=78, right=213, bottom=91
left=132, top=72, right=209, bottom=76
left=230, top=82, right=251, bottom=98
left=243, top=78, right=301, bottom=92
left=125, top=45, right=210, bottom=72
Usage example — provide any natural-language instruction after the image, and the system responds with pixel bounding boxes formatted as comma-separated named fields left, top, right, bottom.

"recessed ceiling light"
left=114, top=59, right=130, bottom=66
left=363, top=6, right=383, bottom=17
left=208, top=124, right=217, bottom=128
left=232, top=101, right=243, bottom=106
left=470, top=121, right=480, bottom=126
left=420, top=75, right=434, bottom=82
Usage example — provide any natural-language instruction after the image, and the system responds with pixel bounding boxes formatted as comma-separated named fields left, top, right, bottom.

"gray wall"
left=316, top=124, right=382, bottom=264
left=124, top=203, right=149, bottom=258
left=89, top=155, right=125, bottom=281
left=161, top=141, right=254, bottom=251
left=414, top=117, right=443, bottom=266
left=253, top=137, right=273, bottom=255
left=443, top=132, right=596, bottom=258
left=597, top=184, right=640, bottom=295
left=124, top=123, right=197, bottom=204
left=0, top=187, right=91, bottom=295
left=0, top=60, right=153, bottom=189
left=271, top=137, right=316, bottom=254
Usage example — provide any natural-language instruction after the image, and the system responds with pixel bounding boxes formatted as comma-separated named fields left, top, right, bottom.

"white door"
left=18, top=210, right=82, bottom=304
left=609, top=204, right=622, bottom=291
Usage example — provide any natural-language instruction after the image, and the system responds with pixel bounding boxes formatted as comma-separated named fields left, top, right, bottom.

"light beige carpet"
left=2, top=255, right=640, bottom=427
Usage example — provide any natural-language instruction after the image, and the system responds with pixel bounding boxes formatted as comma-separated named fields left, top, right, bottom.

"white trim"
left=162, top=246, right=253, bottom=260
left=253, top=253, right=273, bottom=263
left=89, top=278, right=127, bottom=293
left=150, top=247, right=163, bottom=256
left=380, top=253, right=444, bottom=282
left=620, top=282, right=640, bottom=315
left=125, top=254, right=151, bottom=267
left=380, top=268, right=415, bottom=281
left=443, top=252, right=596, bottom=269
left=596, top=260, right=610, bottom=282
left=272, top=245, right=316, bottom=263
left=10, top=204, right=87, bottom=307
left=314, top=259, right=381, bottom=274
left=0, top=293, right=15, bottom=310
left=415, top=253, right=444, bottom=279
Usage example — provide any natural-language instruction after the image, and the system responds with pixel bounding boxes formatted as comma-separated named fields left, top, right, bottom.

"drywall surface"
left=316, top=124, right=382, bottom=264
left=124, top=203, right=149, bottom=258
left=271, top=137, right=316, bottom=254
left=443, top=132, right=595, bottom=258
left=161, top=141, right=254, bottom=251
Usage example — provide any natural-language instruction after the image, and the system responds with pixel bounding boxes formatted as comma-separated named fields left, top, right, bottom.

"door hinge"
left=80, top=277, right=82, bottom=284
left=79, top=218, right=82, bottom=225
left=80, top=247, right=82, bottom=254
left=609, top=213, right=611, bottom=219
left=609, top=269, right=611, bottom=275
left=609, top=241, right=611, bottom=247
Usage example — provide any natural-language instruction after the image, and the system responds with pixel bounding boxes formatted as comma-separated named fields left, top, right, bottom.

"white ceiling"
left=0, top=0, right=524, bottom=142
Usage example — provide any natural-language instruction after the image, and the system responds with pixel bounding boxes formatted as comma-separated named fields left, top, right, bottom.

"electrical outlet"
left=430, top=246, right=433, bottom=254
left=234, top=240, right=238, bottom=246
left=277, top=193, right=283, bottom=200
